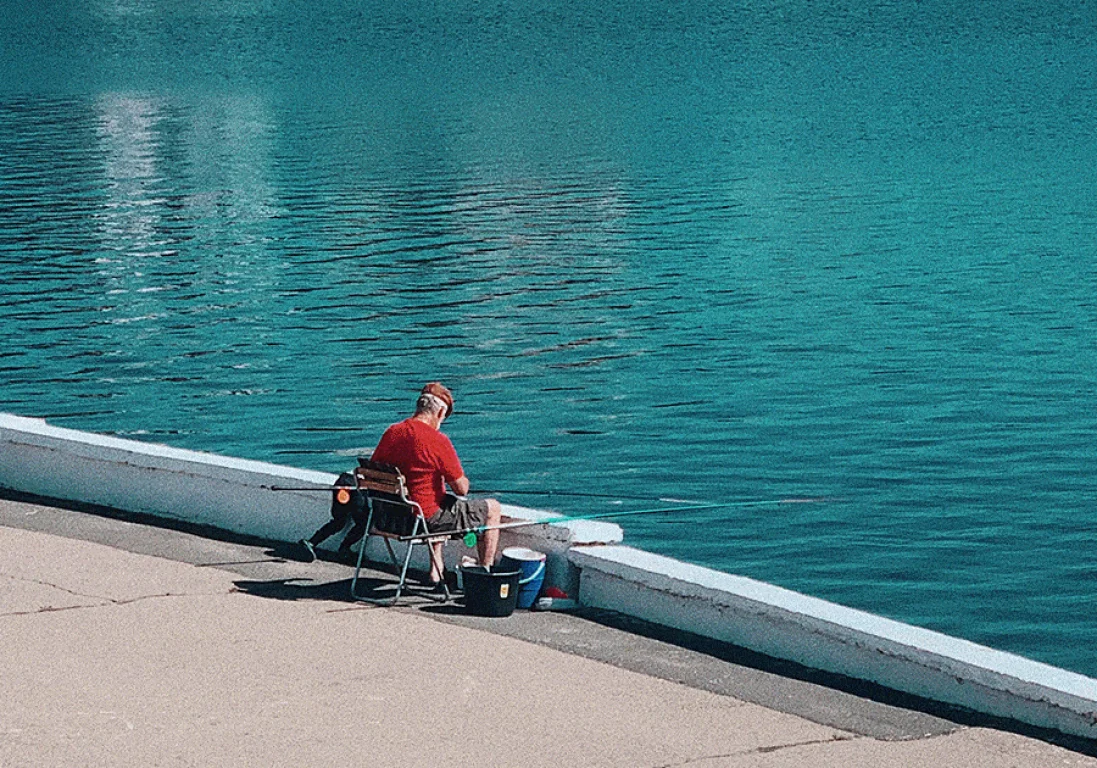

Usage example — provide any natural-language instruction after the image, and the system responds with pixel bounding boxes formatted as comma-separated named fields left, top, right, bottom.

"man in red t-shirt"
left=371, top=382, right=501, bottom=585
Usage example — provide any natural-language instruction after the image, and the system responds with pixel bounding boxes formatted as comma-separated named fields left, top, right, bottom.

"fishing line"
left=400, top=497, right=827, bottom=544
left=267, top=482, right=827, bottom=548
left=470, top=488, right=702, bottom=504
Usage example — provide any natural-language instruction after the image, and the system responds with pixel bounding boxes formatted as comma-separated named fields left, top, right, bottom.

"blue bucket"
left=499, top=547, right=546, bottom=609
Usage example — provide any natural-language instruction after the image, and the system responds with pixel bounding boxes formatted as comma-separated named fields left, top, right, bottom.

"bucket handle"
left=518, top=561, right=545, bottom=585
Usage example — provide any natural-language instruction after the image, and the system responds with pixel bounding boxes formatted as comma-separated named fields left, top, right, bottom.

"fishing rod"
left=399, top=497, right=825, bottom=545
left=266, top=483, right=358, bottom=505
left=267, top=484, right=356, bottom=492
left=265, top=483, right=701, bottom=505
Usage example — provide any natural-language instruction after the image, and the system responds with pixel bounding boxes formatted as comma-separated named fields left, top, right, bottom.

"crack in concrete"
left=0, top=603, right=107, bottom=618
left=0, top=572, right=228, bottom=618
left=1, top=572, right=103, bottom=601
left=652, top=734, right=857, bottom=768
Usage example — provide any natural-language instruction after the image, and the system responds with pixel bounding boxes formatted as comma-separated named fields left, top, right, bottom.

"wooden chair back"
left=354, top=460, right=407, bottom=500
left=354, top=459, right=421, bottom=538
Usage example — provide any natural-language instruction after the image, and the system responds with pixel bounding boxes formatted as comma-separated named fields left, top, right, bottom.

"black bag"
left=330, top=472, right=365, bottom=523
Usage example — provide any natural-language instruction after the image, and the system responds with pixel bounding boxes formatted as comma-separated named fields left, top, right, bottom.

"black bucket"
left=460, top=565, right=521, bottom=617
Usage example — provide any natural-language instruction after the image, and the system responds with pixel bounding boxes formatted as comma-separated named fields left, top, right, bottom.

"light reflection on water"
left=3, top=0, right=1097, bottom=675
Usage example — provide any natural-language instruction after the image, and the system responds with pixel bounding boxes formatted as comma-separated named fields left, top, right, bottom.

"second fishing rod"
left=268, top=483, right=700, bottom=505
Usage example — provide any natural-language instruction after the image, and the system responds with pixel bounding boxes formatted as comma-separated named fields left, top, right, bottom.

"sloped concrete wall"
left=0, top=413, right=331, bottom=541
left=570, top=545, right=1097, bottom=741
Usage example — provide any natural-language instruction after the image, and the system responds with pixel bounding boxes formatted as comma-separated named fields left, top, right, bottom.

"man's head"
left=416, top=381, right=454, bottom=420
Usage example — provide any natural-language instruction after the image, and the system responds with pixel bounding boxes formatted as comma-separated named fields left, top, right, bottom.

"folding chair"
left=350, top=459, right=451, bottom=605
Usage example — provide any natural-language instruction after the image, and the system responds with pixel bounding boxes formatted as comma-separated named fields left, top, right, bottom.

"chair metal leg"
left=351, top=508, right=399, bottom=605
left=350, top=508, right=374, bottom=601
left=392, top=534, right=418, bottom=603
left=350, top=508, right=452, bottom=605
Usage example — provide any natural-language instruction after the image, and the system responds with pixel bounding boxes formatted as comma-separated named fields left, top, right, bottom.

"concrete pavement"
left=2, top=495, right=1095, bottom=767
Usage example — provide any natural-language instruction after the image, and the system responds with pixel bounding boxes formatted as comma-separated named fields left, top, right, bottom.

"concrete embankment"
left=3, top=411, right=1097, bottom=747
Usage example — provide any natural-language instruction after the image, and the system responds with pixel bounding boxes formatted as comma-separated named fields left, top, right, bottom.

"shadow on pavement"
left=232, top=574, right=477, bottom=619
left=233, top=577, right=358, bottom=602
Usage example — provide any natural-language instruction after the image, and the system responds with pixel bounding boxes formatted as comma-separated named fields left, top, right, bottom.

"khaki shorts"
left=428, top=495, right=489, bottom=534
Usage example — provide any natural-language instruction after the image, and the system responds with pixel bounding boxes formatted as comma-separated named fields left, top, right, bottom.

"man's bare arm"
left=451, top=475, right=470, bottom=496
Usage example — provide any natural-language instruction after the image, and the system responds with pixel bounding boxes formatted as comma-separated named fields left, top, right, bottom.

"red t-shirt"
left=370, top=418, right=464, bottom=518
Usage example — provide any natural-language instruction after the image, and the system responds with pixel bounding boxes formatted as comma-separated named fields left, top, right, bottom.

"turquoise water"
left=3, top=1, right=1097, bottom=674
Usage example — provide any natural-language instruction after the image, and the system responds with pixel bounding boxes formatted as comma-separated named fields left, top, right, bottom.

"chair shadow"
left=416, top=602, right=469, bottom=616
left=232, top=572, right=465, bottom=609
left=233, top=577, right=361, bottom=602
left=237, top=546, right=472, bottom=612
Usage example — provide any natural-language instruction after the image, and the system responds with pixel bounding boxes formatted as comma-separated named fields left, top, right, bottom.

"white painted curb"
left=0, top=413, right=331, bottom=540
left=570, top=544, right=1097, bottom=740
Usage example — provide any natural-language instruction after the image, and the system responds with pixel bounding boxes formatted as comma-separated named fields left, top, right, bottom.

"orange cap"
left=421, top=382, right=454, bottom=418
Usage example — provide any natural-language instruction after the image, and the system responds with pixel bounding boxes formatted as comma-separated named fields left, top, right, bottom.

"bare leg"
left=478, top=498, right=502, bottom=566
left=429, top=541, right=445, bottom=583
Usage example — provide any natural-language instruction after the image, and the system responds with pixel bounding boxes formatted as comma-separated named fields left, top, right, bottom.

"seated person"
left=370, top=382, right=501, bottom=586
